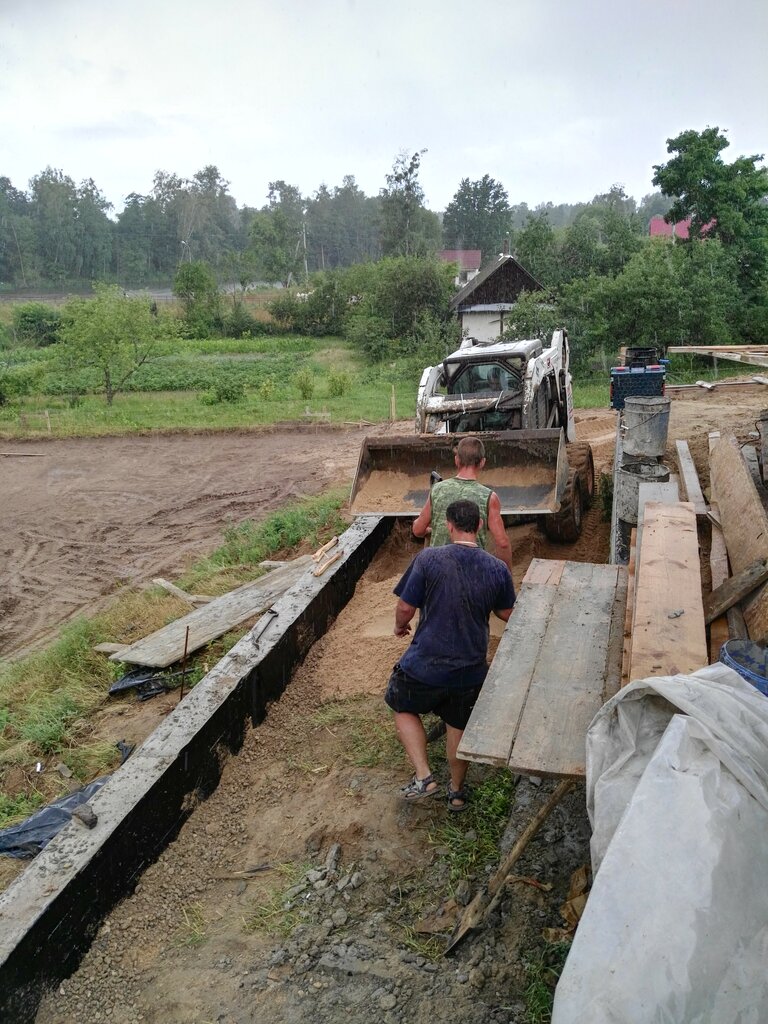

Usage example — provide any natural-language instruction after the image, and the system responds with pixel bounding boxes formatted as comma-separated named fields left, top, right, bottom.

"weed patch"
left=430, top=771, right=516, bottom=883
left=523, top=940, right=571, bottom=1023
left=311, top=698, right=403, bottom=769
left=175, top=902, right=207, bottom=948
left=245, top=862, right=310, bottom=937
left=183, top=490, right=347, bottom=588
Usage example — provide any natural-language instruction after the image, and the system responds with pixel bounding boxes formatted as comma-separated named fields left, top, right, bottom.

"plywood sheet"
left=629, top=503, right=707, bottom=680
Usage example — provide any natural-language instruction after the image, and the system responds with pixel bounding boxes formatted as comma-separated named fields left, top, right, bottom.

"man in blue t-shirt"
left=386, top=499, right=516, bottom=811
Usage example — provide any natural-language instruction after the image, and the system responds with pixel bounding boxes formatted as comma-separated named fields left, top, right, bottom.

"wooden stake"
left=312, top=550, right=342, bottom=577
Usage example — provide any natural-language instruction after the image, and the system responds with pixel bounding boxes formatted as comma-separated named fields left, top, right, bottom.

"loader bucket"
left=349, top=429, right=568, bottom=516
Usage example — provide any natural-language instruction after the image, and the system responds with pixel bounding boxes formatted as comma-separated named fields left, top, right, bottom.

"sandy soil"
left=0, top=425, right=384, bottom=658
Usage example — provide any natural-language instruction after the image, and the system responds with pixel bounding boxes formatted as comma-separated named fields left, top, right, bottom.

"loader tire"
left=566, top=442, right=595, bottom=510
left=543, top=469, right=583, bottom=543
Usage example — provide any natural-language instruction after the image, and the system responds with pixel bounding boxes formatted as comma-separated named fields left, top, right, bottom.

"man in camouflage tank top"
left=412, top=436, right=512, bottom=571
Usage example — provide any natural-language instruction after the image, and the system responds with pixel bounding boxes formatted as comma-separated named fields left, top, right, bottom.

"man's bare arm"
left=487, top=491, right=513, bottom=571
left=412, top=497, right=432, bottom=539
left=394, top=598, right=418, bottom=636
left=493, top=606, right=514, bottom=623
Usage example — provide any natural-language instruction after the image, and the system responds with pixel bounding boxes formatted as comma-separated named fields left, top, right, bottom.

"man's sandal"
left=447, top=786, right=469, bottom=813
left=401, top=774, right=440, bottom=801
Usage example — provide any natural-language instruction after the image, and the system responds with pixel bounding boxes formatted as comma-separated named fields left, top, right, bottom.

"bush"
left=223, top=303, right=258, bottom=338
left=258, top=376, right=277, bottom=400
left=345, top=314, right=392, bottom=361
left=295, top=369, right=316, bottom=399
left=267, top=271, right=348, bottom=336
left=12, top=303, right=62, bottom=346
left=327, top=369, right=352, bottom=397
left=200, top=378, right=245, bottom=404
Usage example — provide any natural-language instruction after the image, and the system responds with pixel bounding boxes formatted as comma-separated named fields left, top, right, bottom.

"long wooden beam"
left=710, top=436, right=768, bottom=642
left=629, top=502, right=707, bottom=680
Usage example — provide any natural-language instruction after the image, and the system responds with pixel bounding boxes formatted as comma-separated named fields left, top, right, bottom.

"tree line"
left=3, top=149, right=673, bottom=291
left=2, top=128, right=766, bottom=371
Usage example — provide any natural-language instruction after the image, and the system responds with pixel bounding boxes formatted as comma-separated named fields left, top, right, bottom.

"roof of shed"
left=449, top=254, right=543, bottom=311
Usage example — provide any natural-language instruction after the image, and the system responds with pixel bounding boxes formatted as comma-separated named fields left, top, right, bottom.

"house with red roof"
left=437, top=249, right=482, bottom=287
left=649, top=215, right=714, bottom=239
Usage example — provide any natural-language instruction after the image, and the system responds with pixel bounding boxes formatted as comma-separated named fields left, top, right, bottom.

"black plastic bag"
left=0, top=777, right=110, bottom=859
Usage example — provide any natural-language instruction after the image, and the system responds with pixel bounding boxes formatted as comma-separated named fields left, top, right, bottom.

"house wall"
left=460, top=309, right=505, bottom=342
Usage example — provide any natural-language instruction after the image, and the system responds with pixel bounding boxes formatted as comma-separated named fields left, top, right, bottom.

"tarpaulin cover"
left=0, top=777, right=109, bottom=859
left=553, top=664, right=768, bottom=1024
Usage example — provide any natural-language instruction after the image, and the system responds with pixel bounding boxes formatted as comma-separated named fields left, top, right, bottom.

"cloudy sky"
left=2, top=0, right=766, bottom=215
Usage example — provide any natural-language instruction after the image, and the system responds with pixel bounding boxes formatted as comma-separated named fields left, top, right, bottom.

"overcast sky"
left=2, top=0, right=766, bottom=215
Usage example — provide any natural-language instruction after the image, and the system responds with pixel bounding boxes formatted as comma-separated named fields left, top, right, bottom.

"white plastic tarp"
left=553, top=664, right=768, bottom=1024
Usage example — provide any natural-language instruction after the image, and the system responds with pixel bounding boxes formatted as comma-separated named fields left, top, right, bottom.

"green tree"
left=514, top=210, right=558, bottom=286
left=250, top=181, right=305, bottom=286
left=173, top=261, right=222, bottom=337
left=652, top=127, right=768, bottom=287
left=74, top=178, right=113, bottom=280
left=379, top=150, right=440, bottom=257
left=502, top=290, right=561, bottom=341
left=59, top=284, right=178, bottom=404
left=443, top=175, right=513, bottom=264
left=29, top=167, right=79, bottom=282
left=344, top=256, right=456, bottom=359
left=0, top=177, right=36, bottom=287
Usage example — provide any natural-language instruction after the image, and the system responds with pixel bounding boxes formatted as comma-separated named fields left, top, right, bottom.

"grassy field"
left=0, top=332, right=624, bottom=438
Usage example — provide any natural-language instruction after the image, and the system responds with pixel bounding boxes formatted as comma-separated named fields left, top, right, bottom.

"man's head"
left=446, top=499, right=481, bottom=536
left=455, top=436, right=485, bottom=469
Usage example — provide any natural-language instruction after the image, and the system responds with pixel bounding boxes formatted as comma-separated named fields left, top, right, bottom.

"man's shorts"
left=384, top=663, right=484, bottom=730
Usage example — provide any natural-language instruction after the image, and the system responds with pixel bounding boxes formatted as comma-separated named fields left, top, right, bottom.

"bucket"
left=623, top=396, right=671, bottom=457
left=616, top=459, right=670, bottom=524
left=719, top=639, right=768, bottom=696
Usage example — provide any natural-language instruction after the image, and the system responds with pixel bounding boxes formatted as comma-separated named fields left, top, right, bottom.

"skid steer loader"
left=350, top=329, right=594, bottom=542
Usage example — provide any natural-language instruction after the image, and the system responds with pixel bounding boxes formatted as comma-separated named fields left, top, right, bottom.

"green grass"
left=523, top=941, right=572, bottom=1023
left=181, top=489, right=347, bottom=589
left=429, top=771, right=517, bottom=883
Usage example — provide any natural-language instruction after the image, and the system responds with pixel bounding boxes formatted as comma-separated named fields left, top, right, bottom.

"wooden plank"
left=112, top=556, right=313, bottom=668
left=710, top=435, right=768, bottom=642
left=93, top=642, right=129, bottom=655
left=604, top=567, right=629, bottom=702
left=675, top=440, right=708, bottom=516
left=521, top=559, right=565, bottom=586
left=621, top=529, right=637, bottom=687
left=668, top=345, right=768, bottom=354
left=629, top=503, right=708, bottom=680
left=152, top=578, right=212, bottom=605
left=704, top=558, right=768, bottom=624
left=636, top=479, right=680, bottom=558
left=457, top=559, right=562, bottom=766
left=708, top=502, right=731, bottom=663
left=508, top=563, right=624, bottom=777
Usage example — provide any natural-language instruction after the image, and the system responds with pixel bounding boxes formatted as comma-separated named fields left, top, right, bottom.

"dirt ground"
left=9, top=390, right=768, bottom=1023
left=0, top=425, right=384, bottom=658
